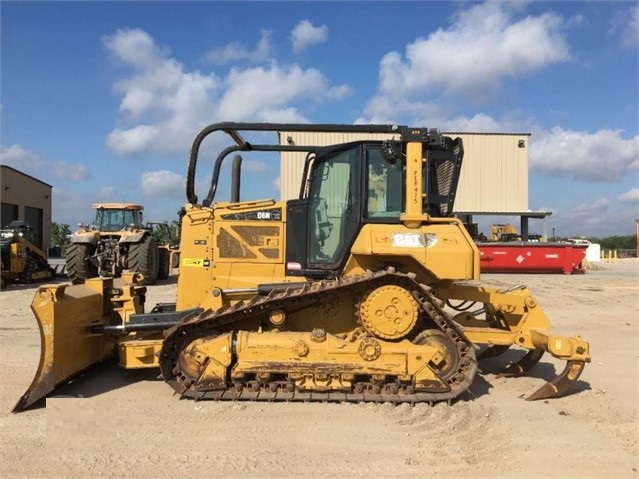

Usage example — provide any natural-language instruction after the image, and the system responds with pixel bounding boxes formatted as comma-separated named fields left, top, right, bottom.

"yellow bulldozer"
left=14, top=122, right=590, bottom=412
left=1, top=221, right=54, bottom=289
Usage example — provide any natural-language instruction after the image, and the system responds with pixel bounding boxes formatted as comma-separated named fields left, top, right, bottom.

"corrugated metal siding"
left=452, top=133, right=528, bottom=212
left=279, top=131, right=529, bottom=214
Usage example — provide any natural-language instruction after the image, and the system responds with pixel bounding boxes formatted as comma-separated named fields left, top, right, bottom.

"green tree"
left=51, top=222, right=71, bottom=252
left=588, top=235, right=635, bottom=250
left=169, top=219, right=181, bottom=245
left=148, top=221, right=181, bottom=247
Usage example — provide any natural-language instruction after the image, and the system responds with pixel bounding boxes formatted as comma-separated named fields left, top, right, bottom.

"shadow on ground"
left=21, top=360, right=161, bottom=412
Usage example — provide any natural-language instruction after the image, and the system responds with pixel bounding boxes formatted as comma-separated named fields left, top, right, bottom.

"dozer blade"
left=13, top=281, right=114, bottom=412
left=496, top=348, right=544, bottom=378
left=526, top=360, right=586, bottom=401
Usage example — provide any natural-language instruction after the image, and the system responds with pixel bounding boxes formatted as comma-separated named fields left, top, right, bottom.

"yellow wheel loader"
left=1, top=221, right=54, bottom=288
left=14, top=122, right=590, bottom=412
left=65, top=203, right=161, bottom=285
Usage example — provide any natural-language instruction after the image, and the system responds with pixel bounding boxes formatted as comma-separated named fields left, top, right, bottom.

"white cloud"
left=103, top=29, right=220, bottom=155
left=618, top=188, right=639, bottom=203
left=103, top=28, right=163, bottom=67
left=440, top=113, right=509, bottom=133
left=218, top=64, right=350, bottom=122
left=50, top=186, right=95, bottom=227
left=141, top=170, right=184, bottom=197
left=1, top=144, right=39, bottom=170
left=378, top=2, right=569, bottom=97
left=205, top=30, right=272, bottom=64
left=571, top=197, right=610, bottom=215
left=361, top=2, right=571, bottom=122
left=611, top=4, right=639, bottom=48
left=290, top=20, right=328, bottom=53
left=241, top=160, right=267, bottom=173
left=530, top=127, right=639, bottom=181
left=627, top=5, right=639, bottom=47
left=553, top=196, right=638, bottom=236
left=103, top=29, right=350, bottom=156
left=98, top=186, right=116, bottom=198
left=355, top=97, right=442, bottom=125
left=0, top=144, right=90, bottom=181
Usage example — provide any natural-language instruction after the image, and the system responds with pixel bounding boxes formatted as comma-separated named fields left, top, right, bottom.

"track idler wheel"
left=412, top=329, right=460, bottom=380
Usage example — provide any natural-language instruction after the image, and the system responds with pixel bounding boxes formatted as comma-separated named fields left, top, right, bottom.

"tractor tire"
left=129, top=235, right=159, bottom=285
left=65, top=243, right=97, bottom=284
left=157, top=248, right=170, bottom=280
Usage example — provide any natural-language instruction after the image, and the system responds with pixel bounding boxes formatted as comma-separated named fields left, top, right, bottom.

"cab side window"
left=366, top=147, right=402, bottom=218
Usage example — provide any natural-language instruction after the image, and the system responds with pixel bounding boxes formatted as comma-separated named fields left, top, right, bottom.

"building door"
left=1, top=203, right=18, bottom=228
left=25, top=206, right=43, bottom=250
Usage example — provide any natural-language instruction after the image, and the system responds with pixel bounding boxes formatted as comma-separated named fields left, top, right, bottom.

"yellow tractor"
left=65, top=203, right=163, bottom=285
left=1, top=221, right=54, bottom=288
left=14, top=122, right=590, bottom=412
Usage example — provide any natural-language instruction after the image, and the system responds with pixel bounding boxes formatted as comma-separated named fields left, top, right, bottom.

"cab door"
left=307, top=143, right=363, bottom=272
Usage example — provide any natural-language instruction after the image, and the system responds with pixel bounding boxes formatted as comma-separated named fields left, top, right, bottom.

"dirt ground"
left=1, top=259, right=637, bottom=478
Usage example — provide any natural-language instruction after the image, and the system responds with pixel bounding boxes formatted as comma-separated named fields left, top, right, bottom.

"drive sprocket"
left=358, top=284, right=419, bottom=340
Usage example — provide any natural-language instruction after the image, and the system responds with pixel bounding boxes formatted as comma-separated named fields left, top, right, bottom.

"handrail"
left=186, top=122, right=402, bottom=205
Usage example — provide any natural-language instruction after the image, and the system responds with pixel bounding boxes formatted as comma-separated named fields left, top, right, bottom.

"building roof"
left=456, top=210, right=552, bottom=218
left=1, top=164, right=53, bottom=188
left=444, top=132, right=531, bottom=136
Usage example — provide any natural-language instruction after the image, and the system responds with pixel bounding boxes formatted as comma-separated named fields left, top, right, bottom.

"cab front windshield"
left=95, top=209, right=140, bottom=232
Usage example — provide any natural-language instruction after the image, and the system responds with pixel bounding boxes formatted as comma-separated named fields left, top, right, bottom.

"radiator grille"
left=217, top=225, right=280, bottom=260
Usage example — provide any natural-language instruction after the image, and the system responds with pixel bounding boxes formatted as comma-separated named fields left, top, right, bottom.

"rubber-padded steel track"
left=159, top=268, right=478, bottom=404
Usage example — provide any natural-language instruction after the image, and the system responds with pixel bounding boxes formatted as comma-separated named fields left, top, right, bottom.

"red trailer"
left=478, top=242, right=588, bottom=274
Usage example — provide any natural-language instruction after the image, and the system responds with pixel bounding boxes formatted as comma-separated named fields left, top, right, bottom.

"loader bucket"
left=13, top=281, right=115, bottom=412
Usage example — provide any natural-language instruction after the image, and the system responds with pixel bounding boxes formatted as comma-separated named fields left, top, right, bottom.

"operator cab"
left=94, top=207, right=144, bottom=232
left=286, top=134, right=462, bottom=278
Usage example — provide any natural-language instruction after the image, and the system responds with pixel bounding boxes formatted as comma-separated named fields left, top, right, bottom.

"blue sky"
left=1, top=1, right=638, bottom=238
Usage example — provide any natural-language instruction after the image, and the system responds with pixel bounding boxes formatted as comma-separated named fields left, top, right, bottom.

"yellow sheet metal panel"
left=347, top=220, right=479, bottom=282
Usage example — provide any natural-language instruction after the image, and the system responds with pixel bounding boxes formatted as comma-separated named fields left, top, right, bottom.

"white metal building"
left=278, top=129, right=549, bottom=239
